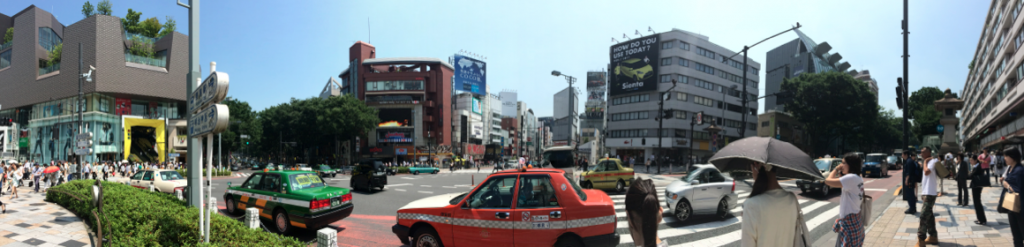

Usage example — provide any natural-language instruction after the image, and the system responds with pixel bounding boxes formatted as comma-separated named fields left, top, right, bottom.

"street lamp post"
left=689, top=111, right=703, bottom=172
left=721, top=23, right=801, bottom=138
left=656, top=79, right=678, bottom=174
left=551, top=70, right=576, bottom=149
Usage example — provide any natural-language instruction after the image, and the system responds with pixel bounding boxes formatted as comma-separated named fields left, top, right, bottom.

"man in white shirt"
left=918, top=147, right=939, bottom=245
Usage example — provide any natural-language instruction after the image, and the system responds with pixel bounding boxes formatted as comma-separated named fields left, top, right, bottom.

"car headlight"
left=672, top=193, right=678, bottom=200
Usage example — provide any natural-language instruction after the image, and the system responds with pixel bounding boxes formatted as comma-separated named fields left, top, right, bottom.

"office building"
left=552, top=87, right=578, bottom=146
left=605, top=28, right=761, bottom=162
left=960, top=0, right=1024, bottom=151
left=0, top=5, right=189, bottom=164
left=764, top=29, right=853, bottom=112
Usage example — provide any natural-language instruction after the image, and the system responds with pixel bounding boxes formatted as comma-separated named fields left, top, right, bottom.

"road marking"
left=442, top=186, right=457, bottom=188
left=394, top=189, right=406, bottom=192
left=454, top=184, right=473, bottom=187
left=418, top=191, right=434, bottom=194
left=661, top=201, right=831, bottom=247
left=330, top=178, right=349, bottom=181
left=384, top=183, right=412, bottom=187
left=400, top=177, right=419, bottom=180
left=865, top=188, right=888, bottom=192
left=420, top=185, right=432, bottom=187
left=894, top=185, right=903, bottom=196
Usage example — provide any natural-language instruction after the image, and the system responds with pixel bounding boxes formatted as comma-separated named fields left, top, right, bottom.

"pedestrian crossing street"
left=610, top=186, right=842, bottom=247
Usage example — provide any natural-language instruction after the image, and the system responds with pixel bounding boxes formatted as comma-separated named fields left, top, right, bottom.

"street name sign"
left=188, top=104, right=230, bottom=137
left=77, top=140, right=93, bottom=148
left=75, top=148, right=93, bottom=155
left=189, top=71, right=230, bottom=114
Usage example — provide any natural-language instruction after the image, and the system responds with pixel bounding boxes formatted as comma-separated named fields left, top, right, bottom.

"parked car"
left=887, top=155, right=902, bottom=170
left=313, top=164, right=337, bottom=177
left=230, top=164, right=240, bottom=171
left=223, top=170, right=353, bottom=234
left=351, top=159, right=388, bottom=192
left=578, top=158, right=634, bottom=192
left=863, top=153, right=889, bottom=178
left=390, top=168, right=620, bottom=246
left=120, top=169, right=188, bottom=195
left=251, top=162, right=263, bottom=170
left=409, top=164, right=440, bottom=175
left=796, top=158, right=841, bottom=197
left=665, top=164, right=739, bottom=222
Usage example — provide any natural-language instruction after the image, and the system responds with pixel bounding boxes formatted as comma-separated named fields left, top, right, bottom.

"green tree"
left=781, top=71, right=878, bottom=156
left=909, top=87, right=945, bottom=139
left=139, top=17, right=162, bottom=37
left=158, top=16, right=176, bottom=37
left=3, top=27, right=11, bottom=44
left=81, top=1, right=94, bottom=18
left=96, top=0, right=112, bottom=15
left=969, top=60, right=975, bottom=70
left=121, top=9, right=143, bottom=34
left=257, top=96, right=378, bottom=163
left=220, top=98, right=262, bottom=159
left=128, top=35, right=154, bottom=57
left=48, top=43, right=62, bottom=65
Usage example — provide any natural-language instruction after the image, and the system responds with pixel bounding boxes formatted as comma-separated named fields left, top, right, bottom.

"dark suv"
left=350, top=159, right=389, bottom=192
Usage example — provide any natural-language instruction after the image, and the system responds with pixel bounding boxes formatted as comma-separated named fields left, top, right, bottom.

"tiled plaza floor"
left=0, top=184, right=92, bottom=247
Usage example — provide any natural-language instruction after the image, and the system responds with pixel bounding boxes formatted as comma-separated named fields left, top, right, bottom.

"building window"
left=694, top=62, right=715, bottom=75
left=696, top=47, right=716, bottom=60
left=761, top=121, right=770, bottom=127
left=678, top=58, right=690, bottom=67
left=693, top=79, right=715, bottom=91
left=661, top=57, right=673, bottom=66
left=661, top=41, right=673, bottom=49
left=611, top=94, right=650, bottom=105
left=749, top=67, right=759, bottom=75
left=679, top=41, right=690, bottom=51
left=611, top=129, right=648, bottom=138
left=38, top=27, right=62, bottom=52
left=0, top=50, right=10, bottom=69
left=675, top=110, right=687, bottom=119
left=366, top=80, right=425, bottom=91
left=611, top=111, right=649, bottom=121
left=676, top=92, right=688, bottom=101
left=677, top=75, right=689, bottom=84
left=660, top=74, right=673, bottom=83
left=693, top=131, right=710, bottom=140
left=749, top=123, right=757, bottom=130
left=693, top=96, right=714, bottom=107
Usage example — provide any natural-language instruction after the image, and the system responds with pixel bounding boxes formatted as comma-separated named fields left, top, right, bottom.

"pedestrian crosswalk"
left=234, top=172, right=251, bottom=177
left=610, top=187, right=842, bottom=247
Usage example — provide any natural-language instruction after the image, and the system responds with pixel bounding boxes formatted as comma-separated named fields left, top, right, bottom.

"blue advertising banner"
left=454, top=55, right=487, bottom=95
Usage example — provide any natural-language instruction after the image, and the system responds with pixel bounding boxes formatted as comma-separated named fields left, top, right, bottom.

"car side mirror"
left=691, top=180, right=700, bottom=186
left=227, top=182, right=232, bottom=187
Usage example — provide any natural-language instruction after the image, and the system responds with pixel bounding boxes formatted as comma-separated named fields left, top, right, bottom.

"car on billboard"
left=614, top=58, right=653, bottom=81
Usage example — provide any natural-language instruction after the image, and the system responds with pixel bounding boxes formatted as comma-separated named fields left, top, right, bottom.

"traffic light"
left=896, top=77, right=906, bottom=110
left=663, top=110, right=673, bottom=119
left=246, top=141, right=249, bottom=145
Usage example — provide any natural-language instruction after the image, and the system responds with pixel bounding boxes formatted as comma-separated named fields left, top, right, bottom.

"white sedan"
left=119, top=169, right=188, bottom=194
left=664, top=164, right=739, bottom=222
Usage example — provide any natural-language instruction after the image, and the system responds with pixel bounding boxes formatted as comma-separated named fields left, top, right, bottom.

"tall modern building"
left=338, top=41, right=455, bottom=163
left=960, top=0, right=1024, bottom=151
left=552, top=87, right=578, bottom=146
left=605, top=28, right=760, bottom=162
left=581, top=71, right=607, bottom=142
left=0, top=6, right=189, bottom=164
left=850, top=70, right=879, bottom=98
left=764, top=29, right=852, bottom=112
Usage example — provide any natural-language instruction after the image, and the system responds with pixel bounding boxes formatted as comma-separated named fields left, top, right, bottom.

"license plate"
left=331, top=198, right=340, bottom=207
left=803, top=184, right=810, bottom=189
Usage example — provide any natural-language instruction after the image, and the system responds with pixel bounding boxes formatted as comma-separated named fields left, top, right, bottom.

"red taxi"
left=391, top=168, right=620, bottom=247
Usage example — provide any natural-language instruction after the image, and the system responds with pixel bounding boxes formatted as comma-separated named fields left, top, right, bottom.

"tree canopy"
left=909, top=87, right=946, bottom=139
left=256, top=96, right=379, bottom=163
left=781, top=71, right=882, bottom=155
left=81, top=1, right=94, bottom=18
left=96, top=0, right=112, bottom=15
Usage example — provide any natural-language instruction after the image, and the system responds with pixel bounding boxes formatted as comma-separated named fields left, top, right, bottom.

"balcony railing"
left=981, top=115, right=1024, bottom=145
left=0, top=41, right=11, bottom=51
left=126, top=52, right=166, bottom=67
left=124, top=31, right=160, bottom=44
left=38, top=62, right=60, bottom=75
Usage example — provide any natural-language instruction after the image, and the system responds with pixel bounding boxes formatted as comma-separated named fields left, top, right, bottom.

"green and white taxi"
left=223, top=170, right=354, bottom=233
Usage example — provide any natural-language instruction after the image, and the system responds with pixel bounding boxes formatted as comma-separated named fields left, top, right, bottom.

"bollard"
left=317, top=228, right=338, bottom=247
left=149, top=184, right=155, bottom=192
left=245, top=208, right=260, bottom=229
left=175, top=190, right=184, bottom=201
left=471, top=175, right=474, bottom=186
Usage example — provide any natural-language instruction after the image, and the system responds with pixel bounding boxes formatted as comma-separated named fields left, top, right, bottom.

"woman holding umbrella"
left=709, top=137, right=819, bottom=247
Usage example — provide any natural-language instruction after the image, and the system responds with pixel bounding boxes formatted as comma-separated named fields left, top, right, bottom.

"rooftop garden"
left=84, top=1, right=177, bottom=67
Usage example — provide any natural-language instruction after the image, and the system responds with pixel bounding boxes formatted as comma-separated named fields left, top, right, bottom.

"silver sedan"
left=664, top=164, right=739, bottom=222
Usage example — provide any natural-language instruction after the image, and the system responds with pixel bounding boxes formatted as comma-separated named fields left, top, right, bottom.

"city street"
left=197, top=166, right=906, bottom=246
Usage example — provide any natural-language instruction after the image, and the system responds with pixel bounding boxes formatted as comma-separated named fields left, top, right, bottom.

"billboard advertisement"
left=454, top=55, right=487, bottom=95
left=499, top=91, right=517, bottom=117
left=609, top=35, right=660, bottom=96
left=471, top=97, right=482, bottom=115
left=585, top=105, right=605, bottom=119
left=378, top=108, right=413, bottom=127
left=378, top=129, right=413, bottom=143
left=115, top=98, right=131, bottom=115
left=587, top=71, right=606, bottom=87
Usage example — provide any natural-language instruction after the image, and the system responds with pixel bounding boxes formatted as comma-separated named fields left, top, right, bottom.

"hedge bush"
left=394, top=167, right=409, bottom=174
left=175, top=169, right=232, bottom=177
left=46, top=180, right=304, bottom=246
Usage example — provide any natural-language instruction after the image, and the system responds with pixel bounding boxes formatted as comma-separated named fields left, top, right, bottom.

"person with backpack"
left=917, top=147, right=940, bottom=246
left=903, top=150, right=921, bottom=214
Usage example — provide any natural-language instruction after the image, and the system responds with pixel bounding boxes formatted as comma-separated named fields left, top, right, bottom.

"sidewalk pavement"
left=0, top=183, right=92, bottom=247
left=858, top=177, right=1012, bottom=247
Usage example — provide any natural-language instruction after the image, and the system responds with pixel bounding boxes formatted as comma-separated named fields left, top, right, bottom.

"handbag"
left=1004, top=191, right=1021, bottom=213
left=793, top=198, right=811, bottom=247
left=861, top=195, right=873, bottom=227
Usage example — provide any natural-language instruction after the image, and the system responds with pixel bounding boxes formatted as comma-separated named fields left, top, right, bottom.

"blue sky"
left=4, top=0, right=988, bottom=117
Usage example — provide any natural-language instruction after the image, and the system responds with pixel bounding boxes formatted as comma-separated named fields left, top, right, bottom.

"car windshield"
left=289, top=173, right=326, bottom=190
left=319, top=165, right=331, bottom=170
left=160, top=171, right=184, bottom=180
left=682, top=169, right=702, bottom=182
left=543, top=150, right=574, bottom=169
left=866, top=155, right=884, bottom=163
left=887, top=156, right=899, bottom=163
left=814, top=160, right=832, bottom=171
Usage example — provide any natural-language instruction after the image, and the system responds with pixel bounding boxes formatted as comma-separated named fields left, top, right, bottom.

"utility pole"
left=178, top=0, right=202, bottom=210
left=657, top=80, right=678, bottom=174
left=902, top=0, right=910, bottom=149
left=78, top=43, right=83, bottom=164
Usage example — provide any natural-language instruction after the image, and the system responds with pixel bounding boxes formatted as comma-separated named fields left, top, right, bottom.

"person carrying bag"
left=997, top=147, right=1024, bottom=247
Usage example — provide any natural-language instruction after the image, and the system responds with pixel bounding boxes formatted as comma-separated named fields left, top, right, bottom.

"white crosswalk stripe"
left=611, top=187, right=840, bottom=247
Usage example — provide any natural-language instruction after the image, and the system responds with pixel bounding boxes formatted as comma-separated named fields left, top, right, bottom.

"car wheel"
left=414, top=171, right=420, bottom=175
left=332, top=174, right=337, bottom=178
left=412, top=227, right=443, bottom=247
left=554, top=235, right=584, bottom=247
left=273, top=209, right=291, bottom=234
left=674, top=200, right=692, bottom=222
left=226, top=197, right=237, bottom=215
left=615, top=180, right=626, bottom=193
left=716, top=198, right=730, bottom=219
left=821, top=184, right=830, bottom=197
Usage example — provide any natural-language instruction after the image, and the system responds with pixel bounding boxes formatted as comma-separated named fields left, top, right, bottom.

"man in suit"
left=903, top=150, right=921, bottom=214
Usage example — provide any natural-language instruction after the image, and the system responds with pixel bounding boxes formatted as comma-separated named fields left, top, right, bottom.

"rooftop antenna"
left=368, top=17, right=371, bottom=44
